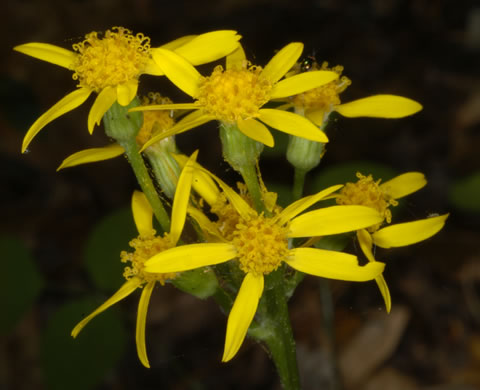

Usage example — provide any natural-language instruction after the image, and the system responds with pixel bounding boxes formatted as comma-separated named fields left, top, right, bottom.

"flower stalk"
left=219, top=121, right=266, bottom=213
left=103, top=100, right=170, bottom=232
left=259, top=266, right=301, bottom=390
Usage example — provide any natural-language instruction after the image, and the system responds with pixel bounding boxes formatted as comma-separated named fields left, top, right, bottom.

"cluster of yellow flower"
left=15, top=27, right=448, bottom=370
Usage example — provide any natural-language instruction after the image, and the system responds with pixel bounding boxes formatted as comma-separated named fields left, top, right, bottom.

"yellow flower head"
left=71, top=152, right=199, bottom=368
left=290, top=61, right=351, bottom=115
left=145, top=163, right=386, bottom=362
left=197, top=63, right=272, bottom=122
left=14, top=29, right=241, bottom=152
left=335, top=171, right=448, bottom=313
left=336, top=172, right=399, bottom=231
left=71, top=27, right=151, bottom=93
left=132, top=43, right=343, bottom=150
left=121, top=230, right=176, bottom=285
left=136, top=93, right=176, bottom=148
left=283, top=57, right=422, bottom=126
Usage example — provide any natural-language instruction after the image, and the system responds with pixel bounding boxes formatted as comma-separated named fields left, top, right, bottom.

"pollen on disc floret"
left=136, top=93, right=176, bottom=147
left=121, top=230, right=177, bottom=285
left=71, top=26, right=151, bottom=92
left=196, top=64, right=272, bottom=123
left=291, top=61, right=351, bottom=111
left=336, top=172, right=398, bottom=232
left=232, top=215, right=289, bottom=276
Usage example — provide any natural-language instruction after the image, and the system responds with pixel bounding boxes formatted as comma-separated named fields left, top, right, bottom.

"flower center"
left=232, top=215, right=289, bottom=276
left=121, top=230, right=177, bottom=285
left=71, top=27, right=151, bottom=92
left=196, top=64, right=272, bottom=123
left=336, top=172, right=398, bottom=232
left=136, top=93, right=176, bottom=147
left=291, top=61, right=351, bottom=112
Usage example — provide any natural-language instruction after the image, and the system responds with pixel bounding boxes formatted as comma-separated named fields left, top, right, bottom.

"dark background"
left=1, top=1, right=479, bottom=389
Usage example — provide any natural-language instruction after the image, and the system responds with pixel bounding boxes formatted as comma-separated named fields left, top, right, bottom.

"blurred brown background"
left=1, top=0, right=479, bottom=389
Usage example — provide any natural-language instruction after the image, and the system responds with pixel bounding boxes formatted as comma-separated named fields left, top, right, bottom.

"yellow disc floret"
left=211, top=193, right=241, bottom=241
left=196, top=64, right=272, bottom=122
left=232, top=215, right=289, bottom=276
left=291, top=61, right=351, bottom=112
left=136, top=93, right=176, bottom=147
left=121, top=230, right=177, bottom=285
left=336, top=172, right=398, bottom=232
left=71, top=27, right=151, bottom=92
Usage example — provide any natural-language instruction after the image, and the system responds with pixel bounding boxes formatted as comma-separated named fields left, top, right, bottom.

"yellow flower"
left=283, top=60, right=422, bottom=125
left=336, top=172, right=448, bottom=312
left=144, top=167, right=386, bottom=362
left=71, top=152, right=199, bottom=368
left=131, top=43, right=341, bottom=150
left=14, top=28, right=241, bottom=152
left=56, top=92, right=179, bottom=170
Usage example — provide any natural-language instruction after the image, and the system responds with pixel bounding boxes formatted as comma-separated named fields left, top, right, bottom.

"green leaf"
left=41, top=298, right=127, bottom=390
left=449, top=171, right=480, bottom=212
left=0, top=235, right=44, bottom=334
left=84, top=207, right=138, bottom=291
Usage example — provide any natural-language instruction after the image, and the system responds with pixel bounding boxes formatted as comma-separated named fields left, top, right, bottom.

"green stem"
left=218, top=122, right=266, bottom=214
left=262, top=267, right=301, bottom=390
left=238, top=162, right=265, bottom=214
left=103, top=100, right=170, bottom=233
left=292, top=168, right=307, bottom=201
left=120, top=138, right=170, bottom=232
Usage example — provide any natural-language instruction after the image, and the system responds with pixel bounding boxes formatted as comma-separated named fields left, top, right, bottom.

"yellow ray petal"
left=288, top=205, right=383, bottom=238
left=258, top=109, right=328, bottom=143
left=192, top=170, right=220, bottom=206
left=160, top=35, right=196, bottom=50
left=132, top=191, right=153, bottom=236
left=22, top=88, right=92, bottom=153
left=145, top=243, right=237, bottom=273
left=88, top=86, right=117, bottom=134
left=14, top=42, right=77, bottom=69
left=57, top=143, right=125, bottom=171
left=136, top=281, right=155, bottom=368
left=335, top=95, right=423, bottom=118
left=270, top=70, right=339, bottom=99
left=199, top=168, right=256, bottom=220
left=131, top=103, right=199, bottom=112
left=306, top=109, right=327, bottom=126
left=375, top=275, right=392, bottom=313
left=380, top=172, right=427, bottom=199
left=222, top=273, right=264, bottom=362
left=372, top=214, right=448, bottom=248
left=173, top=153, right=220, bottom=206
left=286, top=248, right=384, bottom=281
left=173, top=30, right=241, bottom=65
left=275, top=184, right=344, bottom=226
left=143, top=58, right=165, bottom=76
left=139, top=111, right=213, bottom=152
left=237, top=118, right=274, bottom=147
left=152, top=48, right=201, bottom=97
left=71, top=277, right=142, bottom=338
left=356, top=230, right=392, bottom=312
left=356, top=229, right=375, bottom=262
left=226, top=45, right=247, bottom=70
left=116, top=79, right=138, bottom=106
left=187, top=206, right=224, bottom=240
left=170, top=151, right=198, bottom=245
left=261, top=42, right=303, bottom=84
